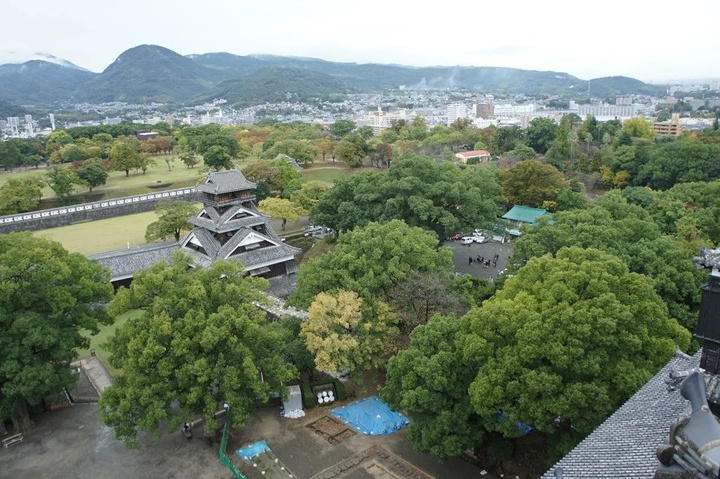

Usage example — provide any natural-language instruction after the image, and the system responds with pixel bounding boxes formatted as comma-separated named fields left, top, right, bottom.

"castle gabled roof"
left=542, top=351, right=700, bottom=479
left=199, top=169, right=256, bottom=195
left=188, top=204, right=269, bottom=233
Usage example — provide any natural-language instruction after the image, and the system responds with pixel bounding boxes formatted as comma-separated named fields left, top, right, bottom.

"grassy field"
left=0, top=155, right=263, bottom=204
left=33, top=211, right=159, bottom=254
left=300, top=165, right=357, bottom=183
left=77, top=309, right=142, bottom=376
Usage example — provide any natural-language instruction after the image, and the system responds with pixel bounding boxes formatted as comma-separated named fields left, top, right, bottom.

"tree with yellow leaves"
left=301, top=290, right=397, bottom=381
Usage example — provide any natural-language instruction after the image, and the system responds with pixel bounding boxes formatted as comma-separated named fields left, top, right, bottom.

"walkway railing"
left=219, top=405, right=247, bottom=479
left=0, top=186, right=198, bottom=225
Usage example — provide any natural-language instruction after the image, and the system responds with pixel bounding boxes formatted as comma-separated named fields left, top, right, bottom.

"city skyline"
left=2, top=0, right=719, bottom=83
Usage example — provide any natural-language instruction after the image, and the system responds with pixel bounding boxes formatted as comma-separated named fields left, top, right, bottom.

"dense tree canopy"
left=511, top=192, right=703, bottom=331
left=100, top=254, right=295, bottom=447
left=0, top=234, right=112, bottom=432
left=0, top=177, right=44, bottom=215
left=381, top=314, right=485, bottom=461
left=458, top=247, right=689, bottom=456
left=288, top=220, right=454, bottom=309
left=311, top=156, right=504, bottom=237
left=500, top=159, right=566, bottom=207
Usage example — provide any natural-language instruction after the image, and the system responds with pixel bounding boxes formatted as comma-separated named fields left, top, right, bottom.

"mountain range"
left=0, top=44, right=666, bottom=108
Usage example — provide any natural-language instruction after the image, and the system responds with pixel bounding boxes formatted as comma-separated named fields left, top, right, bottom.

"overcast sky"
left=2, top=0, right=718, bottom=83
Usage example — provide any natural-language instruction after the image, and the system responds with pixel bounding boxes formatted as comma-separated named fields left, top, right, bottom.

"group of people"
left=468, top=253, right=500, bottom=268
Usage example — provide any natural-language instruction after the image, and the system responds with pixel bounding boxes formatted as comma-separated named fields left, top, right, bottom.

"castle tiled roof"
left=88, top=241, right=180, bottom=280
left=199, top=170, right=256, bottom=194
left=542, top=351, right=700, bottom=479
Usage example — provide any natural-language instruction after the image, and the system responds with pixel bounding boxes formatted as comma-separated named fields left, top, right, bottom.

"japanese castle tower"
left=180, top=170, right=300, bottom=278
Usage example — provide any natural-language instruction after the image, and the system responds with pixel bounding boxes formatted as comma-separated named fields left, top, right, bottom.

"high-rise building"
left=7, top=117, right=20, bottom=137
left=474, top=103, right=495, bottom=119
left=49, top=113, right=56, bottom=131
left=446, top=103, right=468, bottom=125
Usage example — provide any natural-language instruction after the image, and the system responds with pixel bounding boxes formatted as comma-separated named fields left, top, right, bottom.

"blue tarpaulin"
left=330, top=396, right=409, bottom=436
left=236, top=440, right=271, bottom=461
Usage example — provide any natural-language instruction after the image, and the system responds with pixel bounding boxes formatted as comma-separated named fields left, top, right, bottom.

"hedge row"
left=300, top=379, right=347, bottom=409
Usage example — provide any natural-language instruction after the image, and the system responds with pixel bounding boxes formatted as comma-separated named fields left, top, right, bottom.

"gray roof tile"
left=199, top=170, right=256, bottom=194
left=89, top=241, right=180, bottom=279
left=542, top=351, right=701, bottom=479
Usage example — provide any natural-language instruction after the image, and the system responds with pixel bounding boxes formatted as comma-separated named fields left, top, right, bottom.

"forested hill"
left=0, top=60, right=93, bottom=105
left=201, top=67, right=350, bottom=107
left=0, top=44, right=665, bottom=106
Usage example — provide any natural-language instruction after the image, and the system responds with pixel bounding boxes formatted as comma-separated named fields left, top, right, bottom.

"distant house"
left=455, top=150, right=491, bottom=164
left=501, top=205, right=552, bottom=236
left=136, top=130, right=159, bottom=141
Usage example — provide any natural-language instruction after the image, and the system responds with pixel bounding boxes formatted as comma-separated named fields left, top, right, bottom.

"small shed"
left=282, top=385, right=303, bottom=414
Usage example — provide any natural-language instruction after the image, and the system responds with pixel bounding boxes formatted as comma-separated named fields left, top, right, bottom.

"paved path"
left=80, top=356, right=113, bottom=396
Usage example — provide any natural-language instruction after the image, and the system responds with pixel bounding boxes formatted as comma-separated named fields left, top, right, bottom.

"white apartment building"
left=358, top=107, right=408, bottom=135
left=493, top=103, right=536, bottom=117
left=573, top=103, right=637, bottom=121
left=446, top=103, right=468, bottom=125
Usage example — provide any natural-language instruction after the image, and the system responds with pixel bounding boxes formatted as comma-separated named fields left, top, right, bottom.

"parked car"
left=451, top=233, right=463, bottom=240
left=462, top=237, right=475, bottom=245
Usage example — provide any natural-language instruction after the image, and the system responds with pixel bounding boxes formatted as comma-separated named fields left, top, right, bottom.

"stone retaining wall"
left=0, top=187, right=200, bottom=233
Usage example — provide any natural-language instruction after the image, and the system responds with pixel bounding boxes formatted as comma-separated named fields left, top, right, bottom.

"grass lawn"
left=33, top=211, right=160, bottom=254
left=77, top=309, right=143, bottom=376
left=0, top=156, right=260, bottom=205
left=300, top=165, right=358, bottom=184
left=300, top=239, right=335, bottom=264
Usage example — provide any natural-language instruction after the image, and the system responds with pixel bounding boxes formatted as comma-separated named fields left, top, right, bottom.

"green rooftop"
left=502, top=205, right=552, bottom=224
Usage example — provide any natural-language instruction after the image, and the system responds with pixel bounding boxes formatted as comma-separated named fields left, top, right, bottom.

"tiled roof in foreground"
left=542, top=351, right=700, bottom=479
left=89, top=241, right=180, bottom=279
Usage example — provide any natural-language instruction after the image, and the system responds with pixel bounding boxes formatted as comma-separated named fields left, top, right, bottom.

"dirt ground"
left=0, top=404, right=228, bottom=479
left=0, top=401, right=499, bottom=479
left=444, top=239, right=514, bottom=282
left=229, top=405, right=492, bottom=479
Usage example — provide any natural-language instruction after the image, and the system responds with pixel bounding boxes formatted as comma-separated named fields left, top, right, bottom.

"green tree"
left=0, top=177, right=44, bottom=214
left=0, top=234, right=112, bottom=432
left=301, top=290, right=397, bottom=381
left=524, top=117, right=557, bottom=154
left=381, top=314, right=485, bottom=461
left=257, top=197, right=305, bottom=229
left=265, top=139, right=319, bottom=166
left=45, top=165, right=79, bottom=203
left=60, top=144, right=87, bottom=164
left=100, top=254, right=295, bottom=448
left=623, top=117, right=655, bottom=139
left=108, top=142, right=140, bottom=177
left=76, top=159, right=108, bottom=192
left=203, top=145, right=233, bottom=171
left=194, top=134, right=240, bottom=158
left=386, top=271, right=469, bottom=339
left=289, top=180, right=331, bottom=211
left=500, top=159, right=566, bottom=207
left=145, top=200, right=200, bottom=242
left=180, top=153, right=199, bottom=169
left=334, top=139, right=365, bottom=167
left=288, top=220, right=454, bottom=309
left=310, top=156, right=504, bottom=238
left=511, top=192, right=704, bottom=332
left=459, top=247, right=689, bottom=456
left=0, top=140, right=23, bottom=170
left=329, top=119, right=356, bottom=139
